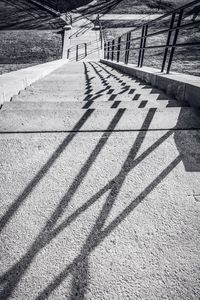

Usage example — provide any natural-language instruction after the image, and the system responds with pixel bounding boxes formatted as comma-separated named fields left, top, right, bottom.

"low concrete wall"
left=0, top=59, right=68, bottom=105
left=100, top=59, right=200, bottom=107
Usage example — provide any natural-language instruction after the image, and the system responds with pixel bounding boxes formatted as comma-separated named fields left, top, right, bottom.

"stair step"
left=0, top=107, right=199, bottom=132
left=12, top=92, right=184, bottom=103
left=2, top=100, right=188, bottom=112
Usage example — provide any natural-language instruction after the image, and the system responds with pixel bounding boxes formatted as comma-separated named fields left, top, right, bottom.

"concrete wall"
left=101, top=59, right=200, bottom=108
left=0, top=59, right=68, bottom=105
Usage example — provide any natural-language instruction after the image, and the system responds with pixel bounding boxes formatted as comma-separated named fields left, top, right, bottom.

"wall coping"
left=100, top=59, right=200, bottom=107
left=0, top=59, right=68, bottom=105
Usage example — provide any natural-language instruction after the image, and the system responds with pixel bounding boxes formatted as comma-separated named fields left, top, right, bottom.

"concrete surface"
left=62, top=15, right=102, bottom=62
left=0, top=60, right=200, bottom=300
left=1, top=107, right=200, bottom=132
left=96, top=14, right=163, bottom=21
left=101, top=59, right=200, bottom=108
left=10, top=62, right=186, bottom=103
left=0, top=59, right=68, bottom=105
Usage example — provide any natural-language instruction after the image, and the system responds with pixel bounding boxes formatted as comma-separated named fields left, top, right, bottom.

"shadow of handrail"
left=0, top=109, right=94, bottom=234
left=0, top=108, right=125, bottom=299
left=1, top=61, right=200, bottom=299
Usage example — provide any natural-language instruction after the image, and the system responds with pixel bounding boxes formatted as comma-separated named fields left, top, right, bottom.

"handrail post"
left=76, top=44, right=79, bottom=61
left=104, top=42, right=107, bottom=59
left=117, top=36, right=121, bottom=62
left=127, top=32, right=131, bottom=64
left=167, top=9, right=184, bottom=74
left=67, top=48, right=70, bottom=59
left=138, top=26, right=145, bottom=67
left=100, top=26, right=103, bottom=49
left=61, top=25, right=72, bottom=59
left=140, top=25, right=148, bottom=67
left=111, top=39, right=115, bottom=61
left=161, top=12, right=176, bottom=72
left=107, top=41, right=110, bottom=60
left=125, top=32, right=131, bottom=64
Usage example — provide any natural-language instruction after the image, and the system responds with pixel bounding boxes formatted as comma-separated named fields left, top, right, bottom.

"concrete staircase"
left=1, top=60, right=200, bottom=299
left=1, top=61, right=199, bottom=132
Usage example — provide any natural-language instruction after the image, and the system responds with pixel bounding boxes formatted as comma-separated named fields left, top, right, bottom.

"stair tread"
left=0, top=107, right=199, bottom=132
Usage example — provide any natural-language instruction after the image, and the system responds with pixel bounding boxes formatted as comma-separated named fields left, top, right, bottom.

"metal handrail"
left=104, top=0, right=200, bottom=73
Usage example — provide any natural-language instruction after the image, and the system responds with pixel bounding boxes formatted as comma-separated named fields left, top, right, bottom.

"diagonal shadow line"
left=0, top=107, right=177, bottom=299
left=76, top=27, right=91, bottom=37
left=69, top=22, right=91, bottom=39
left=89, top=63, right=114, bottom=93
left=94, top=62, right=130, bottom=90
left=50, top=129, right=174, bottom=239
left=1, top=127, right=173, bottom=292
left=0, top=109, right=125, bottom=299
left=34, top=108, right=157, bottom=299
left=0, top=109, right=94, bottom=234
left=43, top=109, right=125, bottom=231
left=89, top=62, right=109, bottom=84
left=83, top=62, right=94, bottom=100
left=83, top=62, right=111, bottom=100
left=36, top=155, right=181, bottom=300
left=101, top=156, right=182, bottom=240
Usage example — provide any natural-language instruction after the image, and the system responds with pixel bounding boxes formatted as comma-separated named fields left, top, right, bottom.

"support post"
left=117, top=37, right=121, bottom=62
left=167, top=9, right=183, bottom=74
left=61, top=25, right=72, bottom=59
left=76, top=44, right=79, bottom=61
left=107, top=41, right=110, bottom=60
left=139, top=25, right=148, bottom=68
left=104, top=42, right=107, bottom=59
left=111, top=40, right=115, bottom=61
left=161, top=12, right=176, bottom=72
left=125, top=32, right=131, bottom=64
left=138, top=26, right=145, bottom=67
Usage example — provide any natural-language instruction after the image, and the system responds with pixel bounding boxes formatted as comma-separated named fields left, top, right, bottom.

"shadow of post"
left=0, top=108, right=125, bottom=299
left=0, top=109, right=94, bottom=234
left=1, top=62, right=200, bottom=299
left=34, top=108, right=183, bottom=299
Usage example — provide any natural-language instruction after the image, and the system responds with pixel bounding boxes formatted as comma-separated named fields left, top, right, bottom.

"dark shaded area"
left=174, top=108, right=200, bottom=172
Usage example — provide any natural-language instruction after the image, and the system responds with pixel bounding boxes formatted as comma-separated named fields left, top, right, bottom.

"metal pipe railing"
left=104, top=0, right=200, bottom=73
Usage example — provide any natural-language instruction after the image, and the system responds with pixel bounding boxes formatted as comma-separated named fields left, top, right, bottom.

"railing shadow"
left=33, top=108, right=182, bottom=299
left=0, top=108, right=125, bottom=299
left=68, top=41, right=101, bottom=62
left=1, top=64, right=200, bottom=299
left=0, top=109, right=94, bottom=234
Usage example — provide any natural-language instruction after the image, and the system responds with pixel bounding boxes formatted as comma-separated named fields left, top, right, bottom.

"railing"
left=94, top=14, right=107, bottom=50
left=67, top=42, right=93, bottom=61
left=104, top=0, right=200, bottom=73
